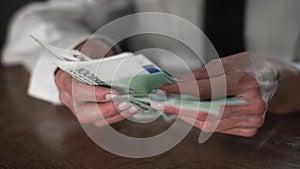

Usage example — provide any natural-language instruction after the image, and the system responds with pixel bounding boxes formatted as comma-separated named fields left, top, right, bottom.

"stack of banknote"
left=31, top=36, right=246, bottom=121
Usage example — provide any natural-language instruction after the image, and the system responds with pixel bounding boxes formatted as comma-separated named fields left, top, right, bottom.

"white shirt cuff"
left=28, top=34, right=91, bottom=104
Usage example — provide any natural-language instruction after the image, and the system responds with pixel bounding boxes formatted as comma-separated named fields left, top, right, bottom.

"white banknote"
left=31, top=35, right=246, bottom=121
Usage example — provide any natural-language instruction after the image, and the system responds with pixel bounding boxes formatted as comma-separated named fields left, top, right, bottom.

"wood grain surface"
left=0, top=66, right=299, bottom=169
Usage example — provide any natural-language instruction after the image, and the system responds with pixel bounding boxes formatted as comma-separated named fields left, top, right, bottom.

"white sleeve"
left=1, top=0, right=130, bottom=104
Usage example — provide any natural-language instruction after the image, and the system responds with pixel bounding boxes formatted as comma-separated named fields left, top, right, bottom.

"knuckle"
left=254, top=100, right=266, bottom=113
left=59, top=92, right=74, bottom=111
left=241, top=116, right=264, bottom=129
left=99, top=103, right=118, bottom=118
left=55, top=70, right=70, bottom=89
left=243, top=129, right=258, bottom=137
left=249, top=97, right=266, bottom=114
left=251, top=117, right=264, bottom=128
left=58, top=92, right=65, bottom=104
left=54, top=74, right=62, bottom=89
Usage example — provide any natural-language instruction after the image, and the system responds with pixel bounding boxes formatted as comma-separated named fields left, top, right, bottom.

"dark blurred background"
left=0, top=0, right=45, bottom=54
left=0, top=0, right=245, bottom=59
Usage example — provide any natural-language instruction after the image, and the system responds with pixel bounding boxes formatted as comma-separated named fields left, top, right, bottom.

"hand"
left=55, top=39, right=139, bottom=127
left=157, top=52, right=299, bottom=137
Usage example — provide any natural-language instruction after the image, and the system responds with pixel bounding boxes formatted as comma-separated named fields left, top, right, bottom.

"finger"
left=161, top=104, right=213, bottom=121
left=160, top=74, right=227, bottom=100
left=58, top=91, right=75, bottom=113
left=75, top=101, right=122, bottom=124
left=56, top=69, right=118, bottom=103
left=178, top=58, right=225, bottom=81
left=189, top=52, right=253, bottom=81
left=161, top=70, right=258, bottom=100
left=178, top=114, right=264, bottom=132
left=71, top=80, right=118, bottom=103
left=222, top=100, right=265, bottom=117
left=214, top=114, right=264, bottom=131
left=219, top=128, right=258, bottom=137
left=55, top=69, right=72, bottom=91
left=56, top=72, right=121, bottom=122
left=162, top=102, right=265, bottom=123
left=93, top=107, right=139, bottom=127
left=222, top=88, right=266, bottom=116
left=193, top=59, right=225, bottom=80
left=154, top=91, right=265, bottom=121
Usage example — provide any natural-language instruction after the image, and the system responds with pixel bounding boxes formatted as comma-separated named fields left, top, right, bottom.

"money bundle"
left=31, top=36, right=246, bottom=121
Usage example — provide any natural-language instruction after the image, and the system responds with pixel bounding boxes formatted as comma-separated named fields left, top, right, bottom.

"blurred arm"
left=1, top=0, right=131, bottom=104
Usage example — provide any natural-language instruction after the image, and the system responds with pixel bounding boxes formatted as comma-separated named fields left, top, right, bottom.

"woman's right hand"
left=54, top=39, right=139, bottom=127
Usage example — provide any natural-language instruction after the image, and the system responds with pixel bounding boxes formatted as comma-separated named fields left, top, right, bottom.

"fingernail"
left=155, top=89, right=166, bottom=95
left=117, top=102, right=130, bottom=111
left=128, top=106, right=139, bottom=113
left=105, top=94, right=117, bottom=101
left=150, top=102, right=165, bottom=110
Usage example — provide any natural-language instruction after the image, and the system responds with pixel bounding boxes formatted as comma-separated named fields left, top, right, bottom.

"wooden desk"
left=0, top=66, right=299, bottom=169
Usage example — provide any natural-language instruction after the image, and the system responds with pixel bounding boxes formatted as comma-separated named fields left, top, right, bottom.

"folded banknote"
left=31, top=36, right=246, bottom=121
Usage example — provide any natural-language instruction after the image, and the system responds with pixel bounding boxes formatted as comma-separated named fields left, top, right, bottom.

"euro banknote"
left=31, top=36, right=246, bottom=121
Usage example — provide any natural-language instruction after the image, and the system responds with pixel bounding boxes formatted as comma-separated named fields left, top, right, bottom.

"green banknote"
left=33, top=36, right=247, bottom=121
left=107, top=71, right=175, bottom=94
left=111, top=93, right=246, bottom=116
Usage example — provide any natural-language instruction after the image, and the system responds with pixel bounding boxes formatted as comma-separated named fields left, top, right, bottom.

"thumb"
left=160, top=80, right=203, bottom=99
left=160, top=78, right=224, bottom=100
